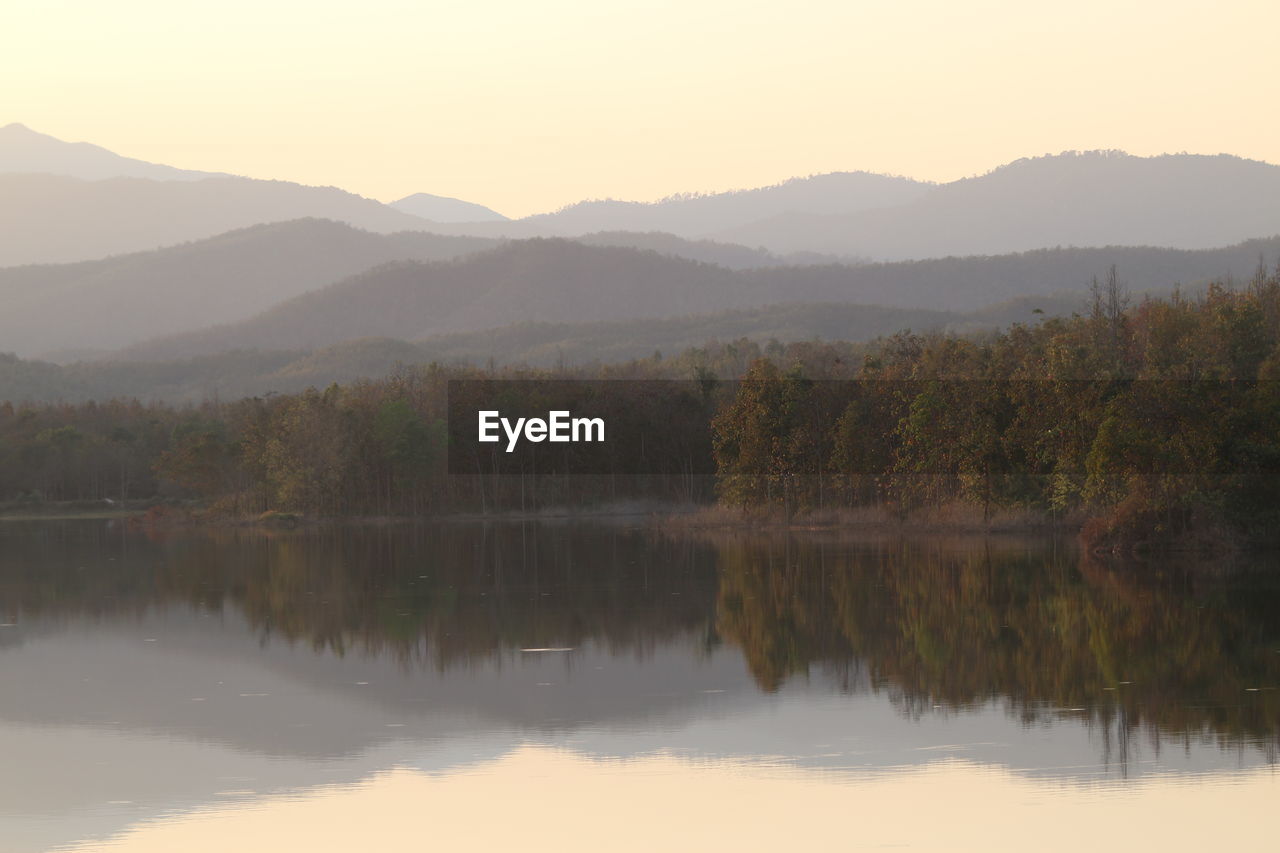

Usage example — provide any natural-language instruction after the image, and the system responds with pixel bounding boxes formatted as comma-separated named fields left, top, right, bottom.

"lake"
left=1, top=520, right=1277, bottom=851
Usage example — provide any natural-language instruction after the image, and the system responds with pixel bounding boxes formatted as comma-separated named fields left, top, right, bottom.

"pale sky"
left=4, top=0, right=1278, bottom=217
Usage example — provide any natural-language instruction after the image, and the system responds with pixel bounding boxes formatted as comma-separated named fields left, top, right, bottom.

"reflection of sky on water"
left=51, top=754, right=1280, bottom=853
left=1, top=520, right=1278, bottom=852
left=2, top=606, right=1275, bottom=852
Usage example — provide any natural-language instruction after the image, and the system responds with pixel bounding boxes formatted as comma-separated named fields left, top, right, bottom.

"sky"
left=4, top=0, right=1279, bottom=217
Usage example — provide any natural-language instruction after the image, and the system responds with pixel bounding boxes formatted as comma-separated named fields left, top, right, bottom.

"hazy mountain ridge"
left=0, top=122, right=219, bottom=182
left=525, top=171, right=932, bottom=237
left=719, top=151, right=1280, bottom=258
left=0, top=125, right=538, bottom=262
left=5, top=126, right=1280, bottom=389
left=4, top=127, right=1279, bottom=267
left=112, top=235, right=1280, bottom=362
left=0, top=219, right=498, bottom=357
left=114, top=241, right=744, bottom=360
left=390, top=192, right=508, bottom=222
left=575, top=231, right=859, bottom=269
left=0, top=219, right=864, bottom=361
left=407, top=152, right=1280, bottom=260
left=0, top=172, right=447, bottom=266
left=1, top=298, right=1071, bottom=404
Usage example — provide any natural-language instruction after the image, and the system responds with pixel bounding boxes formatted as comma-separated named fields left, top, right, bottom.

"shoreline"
left=0, top=499, right=1081, bottom=535
left=1, top=500, right=1258, bottom=554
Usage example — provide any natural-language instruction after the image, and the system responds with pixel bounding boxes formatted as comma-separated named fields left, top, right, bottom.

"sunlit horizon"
left=5, top=0, right=1278, bottom=217
left=7, top=118, right=1280, bottom=220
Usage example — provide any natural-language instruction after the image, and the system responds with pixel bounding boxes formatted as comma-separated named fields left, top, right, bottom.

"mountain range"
left=115, top=235, right=1280, bottom=362
left=0, top=172, right=439, bottom=266
left=3, top=124, right=1279, bottom=403
left=524, top=171, right=931, bottom=237
left=0, top=219, right=875, bottom=359
left=0, top=122, right=218, bottom=182
left=4, top=125, right=1278, bottom=265
left=385, top=152, right=1280, bottom=263
left=0, top=219, right=496, bottom=357
left=0, top=299, right=1068, bottom=404
left=717, top=151, right=1280, bottom=259
left=3, top=228, right=1275, bottom=403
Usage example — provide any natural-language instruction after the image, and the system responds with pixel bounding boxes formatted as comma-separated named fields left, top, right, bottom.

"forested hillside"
left=5, top=267, right=1279, bottom=548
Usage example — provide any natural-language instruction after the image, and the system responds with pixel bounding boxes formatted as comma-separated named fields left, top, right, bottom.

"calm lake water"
left=1, top=520, right=1277, bottom=851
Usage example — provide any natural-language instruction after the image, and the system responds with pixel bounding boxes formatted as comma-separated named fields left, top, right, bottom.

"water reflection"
left=0, top=521, right=1277, bottom=851
left=713, top=535, right=1280, bottom=751
left=51, top=752, right=1280, bottom=853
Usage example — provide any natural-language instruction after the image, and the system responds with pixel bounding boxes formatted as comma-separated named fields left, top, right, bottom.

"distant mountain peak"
left=718, top=150, right=1280, bottom=258
left=0, top=123, right=218, bottom=182
left=982, top=149, right=1271, bottom=178
left=526, top=170, right=933, bottom=238
left=551, top=170, right=930, bottom=213
left=389, top=192, right=508, bottom=223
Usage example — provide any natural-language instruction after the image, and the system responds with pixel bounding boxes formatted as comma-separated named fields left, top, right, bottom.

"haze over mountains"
left=4, top=126, right=1278, bottom=265
left=0, top=299, right=1061, bottom=404
left=0, top=220, right=867, bottom=360
left=524, top=171, right=932, bottom=237
left=0, top=172, right=440, bottom=266
left=2, top=124, right=1280, bottom=404
left=237, top=150, right=1280, bottom=264
left=719, top=151, right=1280, bottom=259
left=3, top=232, right=1277, bottom=403
left=0, top=220, right=495, bottom=357
left=390, top=192, right=508, bottom=223
left=0, top=123, right=217, bottom=182
left=118, top=236, right=1280, bottom=363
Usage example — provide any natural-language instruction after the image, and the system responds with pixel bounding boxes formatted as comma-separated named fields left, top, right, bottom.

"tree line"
left=711, top=266, right=1280, bottom=546
left=3, top=265, right=1280, bottom=545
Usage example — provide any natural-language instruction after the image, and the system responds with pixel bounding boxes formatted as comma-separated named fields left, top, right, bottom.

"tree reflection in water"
left=1, top=521, right=1277, bottom=766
